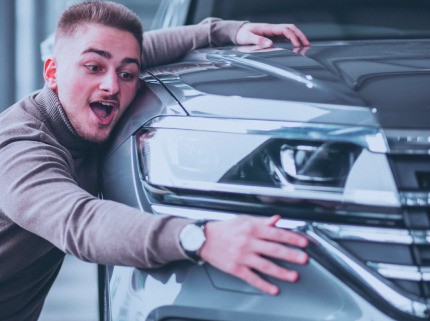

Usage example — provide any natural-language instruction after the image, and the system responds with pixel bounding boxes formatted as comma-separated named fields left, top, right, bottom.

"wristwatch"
left=179, top=220, right=209, bottom=265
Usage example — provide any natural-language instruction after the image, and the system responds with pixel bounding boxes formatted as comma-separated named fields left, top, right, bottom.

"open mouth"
left=90, top=102, right=114, bottom=121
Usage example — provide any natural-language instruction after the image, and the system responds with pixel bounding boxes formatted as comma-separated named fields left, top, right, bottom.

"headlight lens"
left=136, top=117, right=399, bottom=207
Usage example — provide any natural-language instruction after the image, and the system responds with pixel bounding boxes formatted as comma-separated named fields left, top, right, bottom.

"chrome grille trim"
left=385, top=129, right=430, bottom=155
left=367, top=262, right=422, bottom=281
left=422, top=268, right=430, bottom=282
left=316, top=223, right=430, bottom=245
left=400, top=192, right=430, bottom=207
left=152, top=204, right=430, bottom=318
left=368, top=262, right=430, bottom=282
left=315, top=223, right=414, bottom=244
left=309, top=227, right=429, bottom=318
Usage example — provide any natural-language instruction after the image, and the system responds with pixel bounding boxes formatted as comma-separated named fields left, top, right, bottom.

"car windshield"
left=189, top=0, right=430, bottom=41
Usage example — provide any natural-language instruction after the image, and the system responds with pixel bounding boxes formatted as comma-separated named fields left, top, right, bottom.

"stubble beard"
left=70, top=117, right=112, bottom=144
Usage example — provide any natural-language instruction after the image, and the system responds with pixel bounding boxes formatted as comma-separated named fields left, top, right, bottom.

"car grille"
left=315, top=130, right=430, bottom=319
left=387, top=131, right=430, bottom=299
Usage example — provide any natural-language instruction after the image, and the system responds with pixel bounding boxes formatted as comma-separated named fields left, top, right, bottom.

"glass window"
left=187, top=0, right=430, bottom=41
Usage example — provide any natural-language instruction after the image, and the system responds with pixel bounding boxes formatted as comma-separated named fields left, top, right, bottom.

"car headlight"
left=133, top=116, right=426, bottom=319
left=136, top=116, right=399, bottom=211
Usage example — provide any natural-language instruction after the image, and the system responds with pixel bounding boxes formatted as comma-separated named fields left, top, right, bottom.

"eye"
left=119, top=72, right=136, bottom=81
left=86, top=64, right=101, bottom=72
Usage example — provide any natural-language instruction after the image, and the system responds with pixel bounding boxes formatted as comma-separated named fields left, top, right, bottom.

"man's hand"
left=199, top=215, right=308, bottom=295
left=236, top=23, right=310, bottom=48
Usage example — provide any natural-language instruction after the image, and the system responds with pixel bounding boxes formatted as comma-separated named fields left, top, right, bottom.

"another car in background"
left=101, top=1, right=430, bottom=320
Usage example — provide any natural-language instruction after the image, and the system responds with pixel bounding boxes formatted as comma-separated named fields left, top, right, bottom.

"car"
left=100, top=0, right=430, bottom=320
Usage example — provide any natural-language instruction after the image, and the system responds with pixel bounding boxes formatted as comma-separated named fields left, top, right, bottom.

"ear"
left=43, top=58, right=58, bottom=91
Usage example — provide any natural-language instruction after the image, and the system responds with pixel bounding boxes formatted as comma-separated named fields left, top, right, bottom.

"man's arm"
left=0, top=134, right=308, bottom=294
left=0, top=132, right=191, bottom=268
left=142, top=18, right=309, bottom=69
left=1, top=134, right=308, bottom=295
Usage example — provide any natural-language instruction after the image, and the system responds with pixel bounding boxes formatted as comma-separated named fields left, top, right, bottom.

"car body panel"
left=107, top=260, right=394, bottom=321
left=150, top=40, right=430, bottom=129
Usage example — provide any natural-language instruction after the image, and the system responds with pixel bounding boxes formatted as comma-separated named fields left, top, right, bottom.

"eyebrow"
left=82, top=48, right=140, bottom=68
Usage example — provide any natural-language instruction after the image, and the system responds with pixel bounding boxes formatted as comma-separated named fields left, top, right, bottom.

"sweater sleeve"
left=141, top=18, right=246, bottom=69
left=0, top=118, right=192, bottom=268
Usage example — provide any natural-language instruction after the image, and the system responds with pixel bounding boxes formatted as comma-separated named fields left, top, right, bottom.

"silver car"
left=101, top=0, right=430, bottom=320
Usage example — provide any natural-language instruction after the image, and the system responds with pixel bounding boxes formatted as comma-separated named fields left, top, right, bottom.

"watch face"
left=180, top=224, right=206, bottom=252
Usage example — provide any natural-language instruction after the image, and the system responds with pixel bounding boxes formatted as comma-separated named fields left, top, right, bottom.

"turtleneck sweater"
left=0, top=18, right=244, bottom=321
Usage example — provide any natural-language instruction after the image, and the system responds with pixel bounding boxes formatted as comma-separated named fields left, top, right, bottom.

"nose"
left=99, top=70, right=119, bottom=95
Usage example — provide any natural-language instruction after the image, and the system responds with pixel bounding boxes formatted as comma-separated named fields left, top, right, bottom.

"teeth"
left=101, top=102, right=113, bottom=106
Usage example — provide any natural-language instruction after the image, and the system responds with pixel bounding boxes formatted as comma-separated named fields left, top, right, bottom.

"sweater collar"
left=34, top=86, right=98, bottom=151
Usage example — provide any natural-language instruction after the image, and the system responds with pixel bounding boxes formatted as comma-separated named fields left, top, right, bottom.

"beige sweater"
left=0, top=18, right=243, bottom=320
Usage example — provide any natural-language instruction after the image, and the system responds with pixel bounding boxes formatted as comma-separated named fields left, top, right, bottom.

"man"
left=0, top=1, right=309, bottom=320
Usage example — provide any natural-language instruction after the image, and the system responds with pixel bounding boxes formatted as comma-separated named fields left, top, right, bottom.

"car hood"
left=149, top=39, right=430, bottom=130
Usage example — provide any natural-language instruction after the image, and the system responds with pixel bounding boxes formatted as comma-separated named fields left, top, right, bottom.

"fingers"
left=265, top=214, right=281, bottom=227
left=282, top=24, right=310, bottom=47
left=237, top=266, right=281, bottom=295
left=281, top=28, right=300, bottom=47
left=291, top=26, right=310, bottom=47
left=227, top=253, right=301, bottom=295
left=249, top=255, right=299, bottom=282
left=251, top=239, right=308, bottom=265
left=260, top=215, right=308, bottom=248
left=236, top=22, right=310, bottom=48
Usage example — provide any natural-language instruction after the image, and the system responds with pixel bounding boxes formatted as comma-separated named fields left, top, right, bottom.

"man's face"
left=45, top=23, right=141, bottom=143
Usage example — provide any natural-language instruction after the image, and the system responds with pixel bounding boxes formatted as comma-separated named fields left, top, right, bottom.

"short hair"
left=55, top=1, right=143, bottom=53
